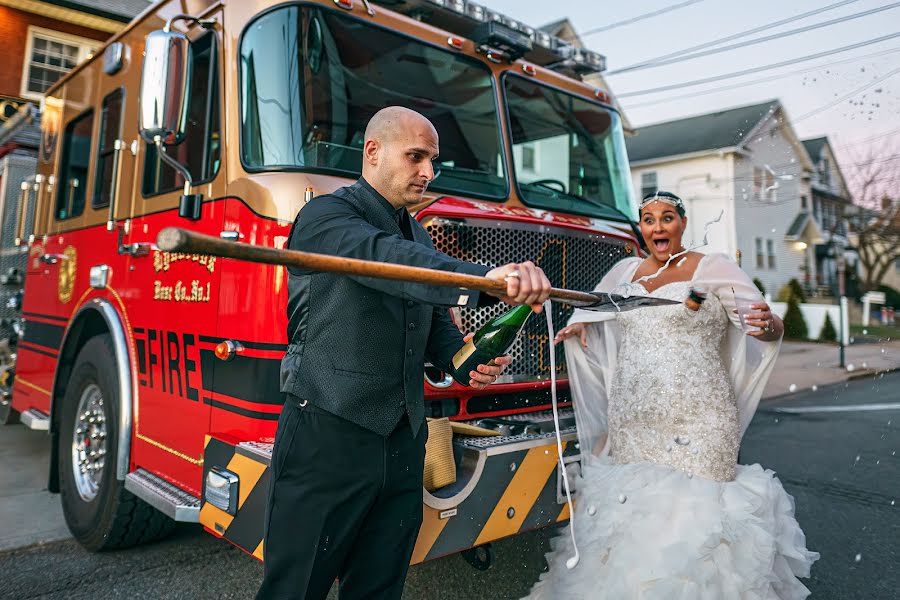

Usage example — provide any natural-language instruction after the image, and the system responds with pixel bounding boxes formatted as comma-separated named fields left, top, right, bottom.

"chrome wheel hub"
left=71, top=383, right=107, bottom=502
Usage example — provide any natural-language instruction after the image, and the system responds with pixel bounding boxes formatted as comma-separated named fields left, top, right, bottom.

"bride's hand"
left=554, top=322, right=588, bottom=347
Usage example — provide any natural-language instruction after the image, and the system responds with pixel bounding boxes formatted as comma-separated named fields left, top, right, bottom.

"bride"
left=526, top=191, right=818, bottom=599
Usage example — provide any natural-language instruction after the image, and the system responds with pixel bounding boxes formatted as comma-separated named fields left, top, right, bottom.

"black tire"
left=58, top=334, right=175, bottom=551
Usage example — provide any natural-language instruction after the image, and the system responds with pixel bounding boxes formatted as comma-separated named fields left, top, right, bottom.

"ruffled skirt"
left=524, top=460, right=819, bottom=600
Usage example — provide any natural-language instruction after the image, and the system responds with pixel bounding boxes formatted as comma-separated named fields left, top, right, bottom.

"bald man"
left=257, top=107, right=551, bottom=599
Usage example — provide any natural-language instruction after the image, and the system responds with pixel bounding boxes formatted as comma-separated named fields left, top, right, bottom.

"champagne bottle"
left=450, top=305, right=532, bottom=386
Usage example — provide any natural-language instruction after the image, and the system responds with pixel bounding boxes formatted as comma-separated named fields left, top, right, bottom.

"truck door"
left=121, top=23, right=225, bottom=490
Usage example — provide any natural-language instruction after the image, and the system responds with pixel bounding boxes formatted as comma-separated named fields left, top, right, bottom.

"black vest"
left=280, top=180, right=486, bottom=436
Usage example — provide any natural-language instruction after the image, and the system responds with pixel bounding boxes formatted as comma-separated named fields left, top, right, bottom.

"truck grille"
left=424, top=216, right=631, bottom=382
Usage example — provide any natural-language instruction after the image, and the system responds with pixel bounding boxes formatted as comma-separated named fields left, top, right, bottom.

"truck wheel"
left=58, top=334, right=175, bottom=550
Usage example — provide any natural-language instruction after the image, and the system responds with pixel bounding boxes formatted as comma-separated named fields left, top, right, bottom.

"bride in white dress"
left=526, top=192, right=818, bottom=599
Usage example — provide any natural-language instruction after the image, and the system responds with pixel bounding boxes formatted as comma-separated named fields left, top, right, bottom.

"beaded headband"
left=639, top=191, right=685, bottom=213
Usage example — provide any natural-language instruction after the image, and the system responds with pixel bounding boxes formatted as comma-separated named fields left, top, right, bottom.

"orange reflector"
left=447, top=37, right=463, bottom=50
left=522, top=63, right=537, bottom=76
left=215, top=341, right=241, bottom=362
left=334, top=0, right=353, bottom=9
left=595, top=89, right=610, bottom=103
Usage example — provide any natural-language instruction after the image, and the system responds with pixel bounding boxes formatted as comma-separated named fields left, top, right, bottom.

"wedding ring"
left=505, top=270, right=520, bottom=279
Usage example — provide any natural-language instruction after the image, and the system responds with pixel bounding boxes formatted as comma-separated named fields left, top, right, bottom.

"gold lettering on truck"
left=153, top=251, right=216, bottom=274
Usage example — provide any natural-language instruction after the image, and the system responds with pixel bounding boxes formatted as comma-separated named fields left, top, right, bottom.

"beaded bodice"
left=608, top=280, right=739, bottom=482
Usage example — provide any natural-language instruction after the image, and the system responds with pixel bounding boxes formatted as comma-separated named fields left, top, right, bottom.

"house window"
left=753, top=167, right=775, bottom=201
left=820, top=157, right=831, bottom=188
left=640, top=171, right=657, bottom=198
left=767, top=239, right=776, bottom=269
left=756, top=237, right=764, bottom=269
left=22, top=27, right=97, bottom=97
left=801, top=195, right=807, bottom=210
left=56, top=109, right=95, bottom=220
left=521, top=145, right=536, bottom=171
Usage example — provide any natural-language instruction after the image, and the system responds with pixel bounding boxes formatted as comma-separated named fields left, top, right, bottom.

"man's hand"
left=462, top=333, right=511, bottom=389
left=485, top=261, right=552, bottom=313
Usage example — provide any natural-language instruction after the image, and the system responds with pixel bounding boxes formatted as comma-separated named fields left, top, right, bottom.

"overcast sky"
left=480, top=0, right=900, bottom=174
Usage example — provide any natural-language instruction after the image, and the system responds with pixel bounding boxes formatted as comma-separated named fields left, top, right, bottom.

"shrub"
left=820, top=312, right=837, bottom=342
left=753, top=277, right=766, bottom=296
left=877, top=284, right=900, bottom=308
left=783, top=296, right=809, bottom=339
left=777, top=278, right=807, bottom=303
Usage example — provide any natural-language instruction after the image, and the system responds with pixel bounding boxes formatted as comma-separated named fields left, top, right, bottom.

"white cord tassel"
left=545, top=300, right=580, bottom=569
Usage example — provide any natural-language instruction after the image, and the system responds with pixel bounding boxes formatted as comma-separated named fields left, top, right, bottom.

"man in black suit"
left=257, top=107, right=551, bottom=599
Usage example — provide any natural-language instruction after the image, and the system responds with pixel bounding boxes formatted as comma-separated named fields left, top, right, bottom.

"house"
left=0, top=0, right=147, bottom=334
left=539, top=17, right=633, bottom=134
left=624, top=99, right=827, bottom=299
left=801, top=136, right=856, bottom=296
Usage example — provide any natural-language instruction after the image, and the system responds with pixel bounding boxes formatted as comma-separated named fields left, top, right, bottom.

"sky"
left=479, top=0, right=900, bottom=181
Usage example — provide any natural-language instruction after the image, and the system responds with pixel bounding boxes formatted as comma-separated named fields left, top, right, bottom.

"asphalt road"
left=1, top=372, right=897, bottom=600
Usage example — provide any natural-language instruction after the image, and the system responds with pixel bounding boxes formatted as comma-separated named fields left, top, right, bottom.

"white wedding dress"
left=526, top=253, right=819, bottom=600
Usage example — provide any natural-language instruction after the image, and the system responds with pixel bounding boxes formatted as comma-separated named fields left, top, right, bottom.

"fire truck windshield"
left=504, top=75, right=637, bottom=223
left=239, top=5, right=507, bottom=199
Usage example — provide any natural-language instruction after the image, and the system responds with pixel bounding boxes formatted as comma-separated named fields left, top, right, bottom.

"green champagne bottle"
left=450, top=304, right=533, bottom=386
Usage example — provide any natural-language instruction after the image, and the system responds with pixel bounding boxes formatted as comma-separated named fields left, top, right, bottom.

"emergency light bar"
left=373, top=0, right=607, bottom=75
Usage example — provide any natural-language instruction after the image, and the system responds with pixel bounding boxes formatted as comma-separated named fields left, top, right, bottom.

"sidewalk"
left=763, top=339, right=900, bottom=399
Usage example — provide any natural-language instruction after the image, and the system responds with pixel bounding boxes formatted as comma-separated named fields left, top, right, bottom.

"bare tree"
left=843, top=140, right=900, bottom=292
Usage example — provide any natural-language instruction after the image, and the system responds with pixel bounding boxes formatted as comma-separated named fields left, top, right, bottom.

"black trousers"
left=256, top=395, right=427, bottom=600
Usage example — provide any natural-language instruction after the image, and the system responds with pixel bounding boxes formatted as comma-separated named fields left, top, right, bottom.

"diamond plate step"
left=21, top=408, right=49, bottom=431
left=125, top=468, right=200, bottom=522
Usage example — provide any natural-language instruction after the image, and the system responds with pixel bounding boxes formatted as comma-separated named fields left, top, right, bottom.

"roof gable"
left=625, top=100, right=779, bottom=163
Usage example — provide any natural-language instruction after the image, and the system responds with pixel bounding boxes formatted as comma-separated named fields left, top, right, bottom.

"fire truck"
left=2, top=0, right=640, bottom=568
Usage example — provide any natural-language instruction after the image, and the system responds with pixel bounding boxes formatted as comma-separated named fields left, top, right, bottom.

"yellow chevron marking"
left=410, top=506, right=450, bottom=565
left=557, top=501, right=570, bottom=522
left=226, top=452, right=268, bottom=510
left=253, top=540, right=264, bottom=560
left=200, top=502, right=234, bottom=535
left=474, top=442, right=566, bottom=546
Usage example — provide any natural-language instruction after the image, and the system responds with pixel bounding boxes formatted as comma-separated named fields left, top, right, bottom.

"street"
left=1, top=371, right=897, bottom=600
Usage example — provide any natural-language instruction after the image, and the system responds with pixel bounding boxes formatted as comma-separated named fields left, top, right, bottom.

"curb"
left=761, top=366, right=900, bottom=403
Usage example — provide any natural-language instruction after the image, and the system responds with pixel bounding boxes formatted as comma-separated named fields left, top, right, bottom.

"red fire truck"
left=3, top=0, right=640, bottom=567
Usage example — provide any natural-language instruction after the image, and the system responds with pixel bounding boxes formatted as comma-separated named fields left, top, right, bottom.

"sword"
left=156, top=228, right=679, bottom=312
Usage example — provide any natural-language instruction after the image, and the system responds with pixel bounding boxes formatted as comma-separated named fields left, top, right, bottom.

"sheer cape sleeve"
left=564, top=254, right=781, bottom=467
left=693, top=253, right=782, bottom=437
left=564, top=258, right=641, bottom=466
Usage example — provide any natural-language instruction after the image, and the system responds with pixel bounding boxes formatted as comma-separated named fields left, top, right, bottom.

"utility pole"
left=837, top=254, right=846, bottom=368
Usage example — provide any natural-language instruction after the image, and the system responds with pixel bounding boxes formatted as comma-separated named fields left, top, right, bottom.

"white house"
left=801, top=137, right=856, bottom=296
left=625, top=100, right=826, bottom=299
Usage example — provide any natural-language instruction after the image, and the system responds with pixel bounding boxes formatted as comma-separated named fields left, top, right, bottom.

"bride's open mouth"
left=653, top=238, right=670, bottom=252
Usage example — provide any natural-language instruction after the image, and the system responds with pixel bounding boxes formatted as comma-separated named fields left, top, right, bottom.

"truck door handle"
left=40, top=253, right=67, bottom=265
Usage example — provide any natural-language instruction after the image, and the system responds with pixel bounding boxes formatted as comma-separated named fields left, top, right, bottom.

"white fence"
left=769, top=301, right=843, bottom=341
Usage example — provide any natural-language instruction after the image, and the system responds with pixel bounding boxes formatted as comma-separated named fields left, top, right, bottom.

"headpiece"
left=640, top=190, right=685, bottom=215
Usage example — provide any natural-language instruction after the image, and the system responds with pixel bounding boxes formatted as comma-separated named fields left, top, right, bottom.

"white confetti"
left=789, top=384, right=797, bottom=393
left=618, top=494, right=627, bottom=504
left=854, top=553, right=862, bottom=563
left=587, top=505, right=597, bottom=516
left=812, top=385, right=818, bottom=391
left=847, top=364, right=856, bottom=372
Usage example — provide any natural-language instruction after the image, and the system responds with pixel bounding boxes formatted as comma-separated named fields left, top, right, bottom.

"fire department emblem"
left=58, top=245, right=77, bottom=303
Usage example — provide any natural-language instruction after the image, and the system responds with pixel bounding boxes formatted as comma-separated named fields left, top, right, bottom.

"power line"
left=835, top=126, right=900, bottom=149
left=608, top=1, right=900, bottom=75
left=624, top=46, right=900, bottom=109
left=617, top=31, right=900, bottom=97
left=608, top=0, right=860, bottom=74
left=794, top=63, right=900, bottom=122
left=581, top=0, right=705, bottom=37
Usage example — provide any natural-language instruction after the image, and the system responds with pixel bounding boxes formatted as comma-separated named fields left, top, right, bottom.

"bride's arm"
left=699, top=254, right=783, bottom=342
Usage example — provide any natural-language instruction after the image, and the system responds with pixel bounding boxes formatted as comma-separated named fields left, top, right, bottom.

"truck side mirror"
left=139, top=25, right=203, bottom=221
left=139, top=29, right=191, bottom=145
